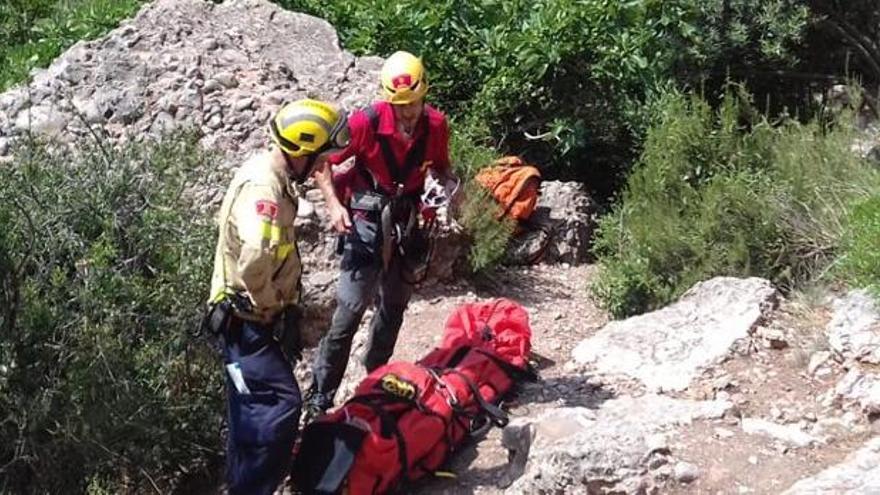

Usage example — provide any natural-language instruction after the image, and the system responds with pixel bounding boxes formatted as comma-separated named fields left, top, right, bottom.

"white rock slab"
left=502, top=394, right=732, bottom=494
left=572, top=277, right=777, bottom=391
left=783, top=437, right=880, bottom=494
left=828, top=290, right=880, bottom=364
left=741, top=417, right=822, bottom=448
left=835, top=368, right=880, bottom=415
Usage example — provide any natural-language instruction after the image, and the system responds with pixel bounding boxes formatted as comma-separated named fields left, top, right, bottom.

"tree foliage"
left=0, top=0, right=145, bottom=91
left=0, top=133, right=223, bottom=493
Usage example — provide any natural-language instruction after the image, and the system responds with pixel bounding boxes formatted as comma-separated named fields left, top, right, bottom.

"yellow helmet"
left=380, top=51, right=429, bottom=105
left=269, top=99, right=349, bottom=157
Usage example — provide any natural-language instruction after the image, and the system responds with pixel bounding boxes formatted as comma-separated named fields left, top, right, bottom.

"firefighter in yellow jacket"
left=204, top=98, right=349, bottom=495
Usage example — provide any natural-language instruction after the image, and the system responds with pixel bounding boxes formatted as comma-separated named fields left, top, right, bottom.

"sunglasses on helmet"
left=326, top=111, right=350, bottom=150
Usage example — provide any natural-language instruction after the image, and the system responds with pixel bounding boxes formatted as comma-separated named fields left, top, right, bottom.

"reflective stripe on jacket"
left=209, top=152, right=302, bottom=321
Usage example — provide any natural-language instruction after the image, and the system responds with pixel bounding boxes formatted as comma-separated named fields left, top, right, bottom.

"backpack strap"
left=443, top=368, right=510, bottom=430
left=362, top=104, right=431, bottom=195
left=358, top=105, right=382, bottom=191
left=399, top=116, right=430, bottom=188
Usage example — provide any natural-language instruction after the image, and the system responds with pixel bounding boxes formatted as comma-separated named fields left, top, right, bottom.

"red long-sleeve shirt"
left=328, top=101, right=450, bottom=196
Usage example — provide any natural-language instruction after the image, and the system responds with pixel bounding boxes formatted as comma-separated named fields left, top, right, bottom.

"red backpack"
left=293, top=299, right=534, bottom=494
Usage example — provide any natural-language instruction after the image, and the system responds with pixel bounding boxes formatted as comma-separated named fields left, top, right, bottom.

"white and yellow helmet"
left=380, top=51, right=429, bottom=105
left=269, top=99, right=349, bottom=157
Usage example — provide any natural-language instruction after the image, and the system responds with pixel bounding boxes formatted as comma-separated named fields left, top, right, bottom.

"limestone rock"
left=572, top=277, right=778, bottom=391
left=835, top=368, right=880, bottom=415
left=782, top=437, right=880, bottom=493
left=673, top=462, right=700, bottom=483
left=807, top=351, right=832, bottom=376
left=13, top=105, right=69, bottom=137
left=506, top=180, right=598, bottom=265
left=741, top=418, right=822, bottom=448
left=0, top=0, right=382, bottom=161
left=299, top=270, right=338, bottom=347
left=828, top=290, right=880, bottom=364
left=502, top=395, right=731, bottom=493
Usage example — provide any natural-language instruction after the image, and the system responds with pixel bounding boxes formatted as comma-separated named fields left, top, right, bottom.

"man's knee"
left=324, top=300, right=366, bottom=345
left=335, top=268, right=379, bottom=317
left=376, top=302, right=407, bottom=328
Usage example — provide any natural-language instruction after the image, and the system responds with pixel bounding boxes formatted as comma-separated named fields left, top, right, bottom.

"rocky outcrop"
left=828, top=290, right=880, bottom=365
left=834, top=368, right=880, bottom=416
left=0, top=0, right=382, bottom=163
left=571, top=277, right=778, bottom=391
left=782, top=437, right=880, bottom=494
left=499, top=278, right=781, bottom=493
left=826, top=291, right=880, bottom=418
left=501, top=395, right=732, bottom=494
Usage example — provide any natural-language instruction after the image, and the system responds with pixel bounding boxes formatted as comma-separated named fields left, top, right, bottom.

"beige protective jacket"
left=209, top=152, right=302, bottom=322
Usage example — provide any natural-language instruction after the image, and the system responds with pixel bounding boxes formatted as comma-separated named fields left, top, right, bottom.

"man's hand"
left=329, top=202, right=352, bottom=233
left=313, top=158, right=353, bottom=234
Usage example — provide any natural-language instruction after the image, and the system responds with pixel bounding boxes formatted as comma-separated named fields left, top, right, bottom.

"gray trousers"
left=308, top=213, right=414, bottom=409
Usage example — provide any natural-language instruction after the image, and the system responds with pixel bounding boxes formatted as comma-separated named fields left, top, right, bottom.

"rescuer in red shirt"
left=305, top=51, right=458, bottom=422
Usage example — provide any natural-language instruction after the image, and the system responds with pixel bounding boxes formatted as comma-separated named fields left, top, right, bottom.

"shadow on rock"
left=408, top=430, right=512, bottom=495
left=510, top=374, right=615, bottom=411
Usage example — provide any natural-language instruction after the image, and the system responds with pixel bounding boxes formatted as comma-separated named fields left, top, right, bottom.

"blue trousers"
left=224, top=319, right=301, bottom=495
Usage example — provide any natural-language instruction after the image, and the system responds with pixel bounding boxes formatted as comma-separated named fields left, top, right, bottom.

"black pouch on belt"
left=349, top=191, right=387, bottom=213
left=202, top=299, right=233, bottom=338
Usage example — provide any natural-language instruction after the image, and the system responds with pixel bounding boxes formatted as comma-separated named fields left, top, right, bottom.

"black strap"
left=363, top=104, right=430, bottom=194
left=293, top=421, right=368, bottom=495
left=444, top=368, right=510, bottom=429
left=356, top=106, right=379, bottom=190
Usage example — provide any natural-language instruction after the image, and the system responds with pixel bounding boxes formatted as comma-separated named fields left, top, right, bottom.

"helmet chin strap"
left=282, top=151, right=319, bottom=184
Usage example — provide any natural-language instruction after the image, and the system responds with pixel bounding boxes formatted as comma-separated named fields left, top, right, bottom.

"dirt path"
left=393, top=263, right=606, bottom=494
left=292, top=265, right=878, bottom=494
left=662, top=298, right=877, bottom=494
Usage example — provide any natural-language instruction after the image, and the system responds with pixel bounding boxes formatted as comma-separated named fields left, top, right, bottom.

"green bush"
left=0, top=132, right=223, bottom=493
left=457, top=182, right=516, bottom=273
left=592, top=87, right=880, bottom=317
left=0, top=0, right=145, bottom=91
left=448, top=120, right=516, bottom=272
left=275, top=0, right=821, bottom=195
left=837, top=196, right=880, bottom=294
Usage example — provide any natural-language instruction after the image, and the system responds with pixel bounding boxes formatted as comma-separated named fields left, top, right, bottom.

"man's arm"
left=232, top=184, right=285, bottom=319
left=313, top=158, right=352, bottom=233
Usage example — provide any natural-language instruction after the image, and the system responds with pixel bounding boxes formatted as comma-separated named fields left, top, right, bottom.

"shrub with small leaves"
left=592, top=86, right=880, bottom=317
left=837, top=196, right=880, bottom=295
left=0, top=132, right=223, bottom=493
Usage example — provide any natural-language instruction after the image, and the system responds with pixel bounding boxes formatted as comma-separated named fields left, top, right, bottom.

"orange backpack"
left=474, top=156, right=541, bottom=222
